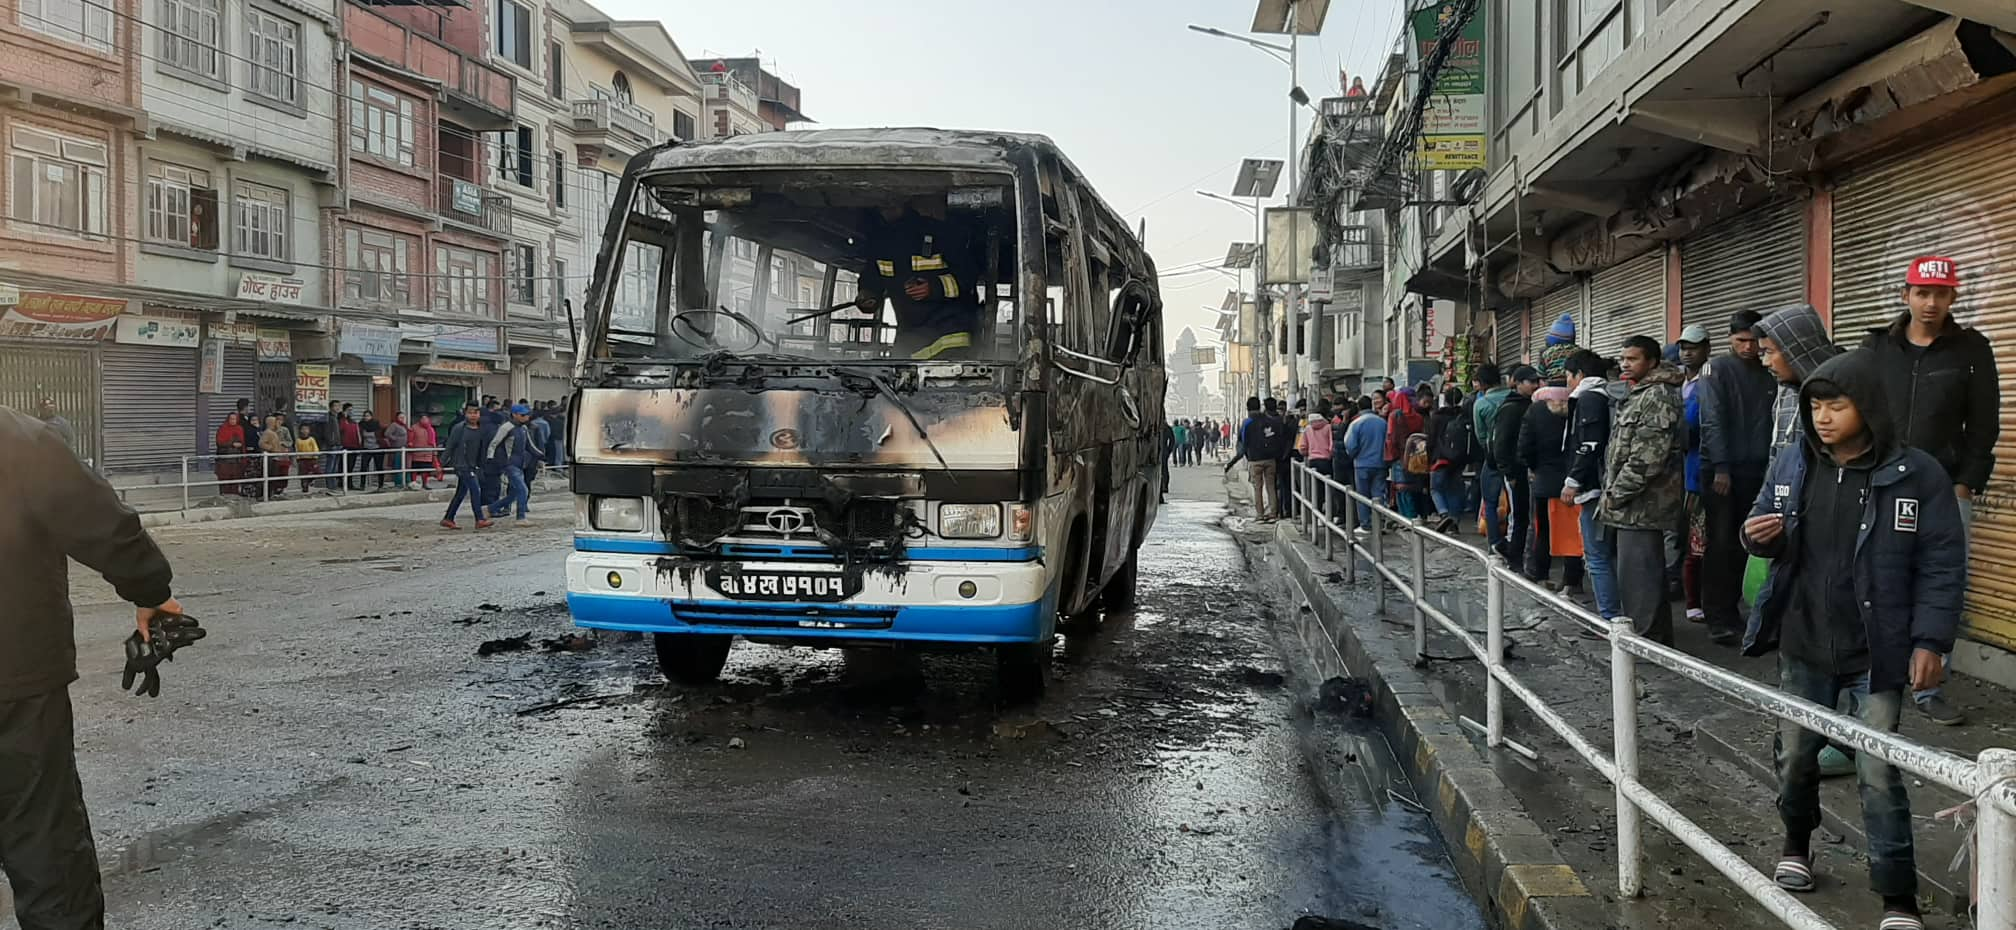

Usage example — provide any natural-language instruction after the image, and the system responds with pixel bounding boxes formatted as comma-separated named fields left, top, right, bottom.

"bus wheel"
left=655, top=633, right=732, bottom=685
left=1101, top=549, right=1140, bottom=612
left=996, top=642, right=1049, bottom=705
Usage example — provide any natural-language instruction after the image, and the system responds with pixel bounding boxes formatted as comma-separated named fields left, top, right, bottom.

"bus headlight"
left=591, top=496, right=646, bottom=532
left=938, top=503, right=1002, bottom=539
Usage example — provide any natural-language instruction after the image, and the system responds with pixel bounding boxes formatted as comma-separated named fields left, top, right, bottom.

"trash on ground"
left=1316, top=676, right=1375, bottom=717
left=539, top=633, right=595, bottom=652
left=477, top=633, right=532, bottom=656
left=1235, top=665, right=1286, bottom=689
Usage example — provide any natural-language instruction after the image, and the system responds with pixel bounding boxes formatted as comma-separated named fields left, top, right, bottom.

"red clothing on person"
left=1383, top=391, right=1423, bottom=463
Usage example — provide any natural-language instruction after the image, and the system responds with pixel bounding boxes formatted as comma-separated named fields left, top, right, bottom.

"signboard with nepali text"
left=0, top=292, right=123, bottom=341
left=256, top=328, right=292, bottom=360
left=235, top=272, right=307, bottom=305
left=295, top=363, right=330, bottom=417
left=1412, top=2, right=1487, bottom=171
left=116, top=313, right=202, bottom=348
left=199, top=339, right=225, bottom=394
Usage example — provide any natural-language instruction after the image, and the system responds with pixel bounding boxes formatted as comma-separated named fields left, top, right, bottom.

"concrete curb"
left=1261, top=522, right=1613, bottom=930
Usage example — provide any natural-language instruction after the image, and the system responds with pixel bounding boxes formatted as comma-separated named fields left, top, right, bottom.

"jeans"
left=1613, top=527, right=1673, bottom=644
left=1775, top=656, right=1916, bottom=897
left=1430, top=469, right=1465, bottom=524
left=1353, top=466, right=1388, bottom=527
left=1702, top=471, right=1765, bottom=635
left=444, top=467, right=491, bottom=523
left=1479, top=463, right=1506, bottom=549
left=1579, top=501, right=1621, bottom=619
left=503, top=465, right=531, bottom=519
left=323, top=452, right=343, bottom=490
left=1249, top=460, right=1278, bottom=519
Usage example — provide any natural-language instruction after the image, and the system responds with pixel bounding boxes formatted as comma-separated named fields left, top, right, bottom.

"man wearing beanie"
left=1538, top=313, right=1578, bottom=385
left=1698, top=309, right=1777, bottom=646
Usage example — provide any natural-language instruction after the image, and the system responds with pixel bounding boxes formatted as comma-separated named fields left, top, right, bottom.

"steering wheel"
left=669, top=307, right=770, bottom=353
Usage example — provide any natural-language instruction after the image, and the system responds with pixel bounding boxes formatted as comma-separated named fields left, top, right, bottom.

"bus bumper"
left=564, top=551, right=1055, bottom=645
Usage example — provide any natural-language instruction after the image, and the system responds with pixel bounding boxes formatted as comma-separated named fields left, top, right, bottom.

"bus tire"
left=1101, top=547, right=1140, bottom=612
left=655, top=633, right=732, bottom=685
left=996, top=642, right=1049, bottom=705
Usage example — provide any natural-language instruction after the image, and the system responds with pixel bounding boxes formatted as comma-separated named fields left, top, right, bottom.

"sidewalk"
left=1232, top=474, right=2005, bottom=929
left=132, top=471, right=571, bottom=528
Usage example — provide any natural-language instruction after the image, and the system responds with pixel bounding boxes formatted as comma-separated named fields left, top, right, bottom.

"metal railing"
left=108, top=446, right=571, bottom=515
left=1282, top=460, right=2016, bottom=930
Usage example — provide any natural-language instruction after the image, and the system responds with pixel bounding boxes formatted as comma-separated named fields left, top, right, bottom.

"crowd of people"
left=206, top=395, right=570, bottom=526
left=1162, top=418, right=1230, bottom=467
left=1222, top=256, right=1995, bottom=930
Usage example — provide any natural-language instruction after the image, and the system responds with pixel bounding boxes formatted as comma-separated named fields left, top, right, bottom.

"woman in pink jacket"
left=406, top=413, right=440, bottom=490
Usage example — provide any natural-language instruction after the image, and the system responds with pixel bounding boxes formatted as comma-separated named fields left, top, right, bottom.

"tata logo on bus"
left=769, top=428, right=801, bottom=450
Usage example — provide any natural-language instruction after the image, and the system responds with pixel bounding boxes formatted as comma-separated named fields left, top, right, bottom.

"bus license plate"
left=704, top=567, right=856, bottom=602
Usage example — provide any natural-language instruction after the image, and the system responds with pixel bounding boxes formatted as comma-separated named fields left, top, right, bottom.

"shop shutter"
left=1587, top=247, right=1667, bottom=358
left=101, top=343, right=197, bottom=471
left=330, top=374, right=374, bottom=415
left=1493, top=305, right=1523, bottom=368
left=1680, top=200, right=1803, bottom=341
left=0, top=342, right=99, bottom=467
left=205, top=346, right=261, bottom=438
left=1531, top=282, right=1581, bottom=363
left=1831, top=118, right=2016, bottom=650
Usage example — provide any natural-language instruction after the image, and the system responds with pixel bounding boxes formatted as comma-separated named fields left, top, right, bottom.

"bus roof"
left=638, top=128, right=1141, bottom=252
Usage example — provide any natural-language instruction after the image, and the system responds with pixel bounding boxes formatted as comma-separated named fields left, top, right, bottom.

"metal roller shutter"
left=330, top=374, right=373, bottom=415
left=205, top=346, right=260, bottom=438
left=1587, top=248, right=1667, bottom=357
left=101, top=343, right=197, bottom=471
left=0, top=342, right=99, bottom=466
left=1680, top=200, right=1803, bottom=340
left=1494, top=305, right=1523, bottom=368
left=1831, top=118, right=2016, bottom=651
left=1531, top=283, right=1581, bottom=362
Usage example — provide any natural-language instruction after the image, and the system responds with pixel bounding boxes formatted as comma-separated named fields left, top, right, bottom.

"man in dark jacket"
left=1598, top=337, right=1687, bottom=645
left=440, top=404, right=494, bottom=530
left=1490, top=366, right=1540, bottom=563
left=1426, top=386, right=1470, bottom=532
left=1561, top=349, right=1628, bottom=621
left=2, top=405, right=182, bottom=930
left=1741, top=350, right=1962, bottom=930
left=1519, top=385, right=1582, bottom=590
left=1698, top=310, right=1779, bottom=645
left=1857, top=256, right=1997, bottom=725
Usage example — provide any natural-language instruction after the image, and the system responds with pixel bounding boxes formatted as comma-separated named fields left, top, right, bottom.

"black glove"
left=121, top=613, right=207, bottom=698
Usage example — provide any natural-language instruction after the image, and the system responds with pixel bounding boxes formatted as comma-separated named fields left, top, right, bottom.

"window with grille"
left=246, top=7, right=299, bottom=105
left=434, top=245, right=494, bottom=317
left=10, top=126, right=107, bottom=236
left=343, top=227, right=412, bottom=306
left=508, top=242, right=536, bottom=304
left=161, top=0, right=223, bottom=80
left=19, top=0, right=113, bottom=51
left=233, top=181, right=288, bottom=261
left=348, top=80, right=416, bottom=167
left=145, top=162, right=217, bottom=249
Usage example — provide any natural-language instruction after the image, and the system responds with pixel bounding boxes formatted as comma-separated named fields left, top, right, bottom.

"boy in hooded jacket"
left=1741, top=350, right=1963, bottom=930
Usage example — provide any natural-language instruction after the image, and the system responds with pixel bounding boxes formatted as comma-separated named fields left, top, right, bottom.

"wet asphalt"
left=15, top=467, right=1483, bottom=930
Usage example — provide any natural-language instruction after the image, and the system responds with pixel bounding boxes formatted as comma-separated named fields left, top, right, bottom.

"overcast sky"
left=598, top=0, right=1407, bottom=352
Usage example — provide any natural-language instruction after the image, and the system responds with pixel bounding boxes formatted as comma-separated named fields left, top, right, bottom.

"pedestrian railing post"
left=1977, top=748, right=2016, bottom=930
left=1610, top=616, right=1642, bottom=898
left=180, top=456, right=189, bottom=513
left=1486, top=568, right=1504, bottom=748
left=1370, top=508, right=1385, bottom=615
left=1410, top=522, right=1427, bottom=661
left=1342, top=485, right=1357, bottom=584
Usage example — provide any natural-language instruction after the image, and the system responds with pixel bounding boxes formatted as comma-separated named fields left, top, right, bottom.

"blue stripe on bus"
left=572, top=537, right=1040, bottom=562
left=566, top=592, right=1050, bottom=644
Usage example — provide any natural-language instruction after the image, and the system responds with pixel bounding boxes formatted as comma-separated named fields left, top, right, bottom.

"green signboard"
left=1411, top=1, right=1487, bottom=170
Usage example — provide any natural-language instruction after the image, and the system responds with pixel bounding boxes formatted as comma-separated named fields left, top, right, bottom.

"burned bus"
left=563, top=129, right=1165, bottom=699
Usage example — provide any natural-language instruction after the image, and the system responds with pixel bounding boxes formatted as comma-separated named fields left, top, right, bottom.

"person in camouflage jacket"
left=1598, top=336, right=1687, bottom=643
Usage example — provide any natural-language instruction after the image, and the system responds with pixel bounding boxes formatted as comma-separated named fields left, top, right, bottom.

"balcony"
left=571, top=98, right=660, bottom=160
left=437, top=176, right=512, bottom=238
left=1329, top=225, right=1381, bottom=271
left=444, top=57, right=515, bottom=131
left=700, top=70, right=758, bottom=115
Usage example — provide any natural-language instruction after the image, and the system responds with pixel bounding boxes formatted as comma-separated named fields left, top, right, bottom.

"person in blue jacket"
left=1741, top=350, right=1963, bottom=930
left=1341, top=394, right=1389, bottom=531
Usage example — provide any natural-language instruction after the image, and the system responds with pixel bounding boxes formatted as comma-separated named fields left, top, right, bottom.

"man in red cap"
left=1857, top=255, right=1997, bottom=726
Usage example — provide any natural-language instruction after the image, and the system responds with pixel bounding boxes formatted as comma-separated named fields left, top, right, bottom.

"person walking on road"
left=1857, top=255, right=1997, bottom=726
left=488, top=404, right=541, bottom=525
left=1699, top=310, right=1778, bottom=646
left=1597, top=337, right=1687, bottom=645
left=2, top=404, right=183, bottom=930
left=1562, top=349, right=1630, bottom=622
left=1742, top=350, right=1963, bottom=930
left=1227, top=397, right=1289, bottom=522
left=440, top=405, right=493, bottom=530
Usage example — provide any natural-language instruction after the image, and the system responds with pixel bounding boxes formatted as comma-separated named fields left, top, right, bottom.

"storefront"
left=1829, top=113, right=2016, bottom=652
left=525, top=358, right=572, bottom=405
left=102, top=308, right=202, bottom=471
left=1585, top=247, right=1667, bottom=356
left=410, top=359, right=493, bottom=425
left=1679, top=200, right=1805, bottom=340
left=1493, top=304, right=1523, bottom=369
left=0, top=291, right=120, bottom=466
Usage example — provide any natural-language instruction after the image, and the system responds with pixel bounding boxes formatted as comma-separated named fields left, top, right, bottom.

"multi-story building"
left=116, top=0, right=343, bottom=468
left=691, top=60, right=762, bottom=139
left=693, top=57, right=806, bottom=134
left=1337, top=0, right=2016, bottom=676
left=0, top=0, right=146, bottom=466
left=1296, top=93, right=1387, bottom=398
left=331, top=0, right=517, bottom=419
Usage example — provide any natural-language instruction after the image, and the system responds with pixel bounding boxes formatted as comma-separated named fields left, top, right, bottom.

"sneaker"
left=439, top=519, right=459, bottom=530
left=1686, top=608, right=1706, bottom=624
left=1918, top=696, right=1966, bottom=726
